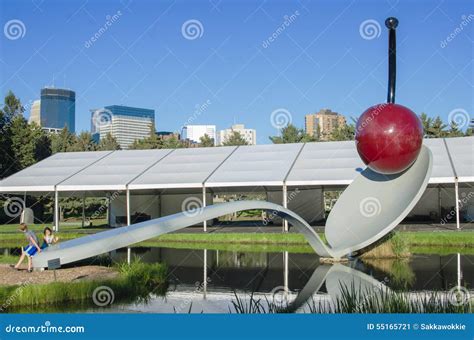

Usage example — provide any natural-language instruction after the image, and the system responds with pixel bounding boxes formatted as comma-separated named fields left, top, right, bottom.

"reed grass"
left=0, top=259, right=167, bottom=311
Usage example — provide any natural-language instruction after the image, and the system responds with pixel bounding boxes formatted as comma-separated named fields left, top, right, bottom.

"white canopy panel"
left=57, top=149, right=172, bottom=191
left=0, top=137, right=472, bottom=193
left=286, top=141, right=364, bottom=186
left=128, top=146, right=237, bottom=189
left=445, top=136, right=474, bottom=183
left=422, top=138, right=455, bottom=184
left=205, top=143, right=304, bottom=187
left=0, top=151, right=112, bottom=192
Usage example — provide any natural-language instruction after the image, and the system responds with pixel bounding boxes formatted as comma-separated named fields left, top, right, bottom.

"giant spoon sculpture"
left=33, top=18, right=432, bottom=269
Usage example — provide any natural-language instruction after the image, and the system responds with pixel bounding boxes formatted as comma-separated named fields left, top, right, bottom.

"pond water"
left=3, top=247, right=473, bottom=313
left=103, top=248, right=474, bottom=313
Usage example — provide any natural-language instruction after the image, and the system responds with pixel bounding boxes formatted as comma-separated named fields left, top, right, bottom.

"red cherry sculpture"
left=355, top=17, right=423, bottom=175
left=355, top=103, right=423, bottom=174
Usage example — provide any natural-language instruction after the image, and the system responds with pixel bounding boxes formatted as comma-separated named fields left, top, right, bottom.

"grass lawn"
left=1, top=222, right=473, bottom=252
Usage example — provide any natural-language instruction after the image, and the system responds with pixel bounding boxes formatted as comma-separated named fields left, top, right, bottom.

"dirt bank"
left=0, top=264, right=118, bottom=287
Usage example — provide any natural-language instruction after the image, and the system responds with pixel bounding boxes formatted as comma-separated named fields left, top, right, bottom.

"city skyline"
left=1, top=0, right=472, bottom=144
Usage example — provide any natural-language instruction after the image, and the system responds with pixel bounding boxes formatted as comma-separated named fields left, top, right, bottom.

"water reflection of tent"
left=0, top=137, right=472, bottom=231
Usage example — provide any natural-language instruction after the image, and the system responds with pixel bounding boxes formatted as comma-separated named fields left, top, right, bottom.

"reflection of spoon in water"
left=284, top=263, right=388, bottom=313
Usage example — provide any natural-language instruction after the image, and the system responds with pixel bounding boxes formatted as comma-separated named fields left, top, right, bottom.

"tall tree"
left=222, top=131, right=248, bottom=146
left=0, top=91, right=24, bottom=178
left=199, top=134, right=215, bottom=147
left=269, top=124, right=316, bottom=144
left=162, top=136, right=183, bottom=149
left=51, top=127, right=76, bottom=153
left=9, top=116, right=51, bottom=170
left=419, top=113, right=432, bottom=136
left=446, top=121, right=464, bottom=138
left=71, top=131, right=97, bottom=151
left=98, top=132, right=121, bottom=150
left=129, top=125, right=162, bottom=149
left=329, top=123, right=355, bottom=141
left=426, top=116, right=447, bottom=138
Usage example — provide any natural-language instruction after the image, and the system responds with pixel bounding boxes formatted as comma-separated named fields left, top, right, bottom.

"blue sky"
left=0, top=0, right=472, bottom=144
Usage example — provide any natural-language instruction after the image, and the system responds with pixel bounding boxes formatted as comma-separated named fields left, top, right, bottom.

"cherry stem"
left=385, top=17, right=398, bottom=104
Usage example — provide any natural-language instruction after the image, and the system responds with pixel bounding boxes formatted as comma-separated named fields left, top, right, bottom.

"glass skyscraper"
left=40, top=88, right=76, bottom=132
left=91, top=105, right=155, bottom=149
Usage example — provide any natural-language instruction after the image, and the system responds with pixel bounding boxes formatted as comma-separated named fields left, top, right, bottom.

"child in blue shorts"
left=11, top=223, right=41, bottom=272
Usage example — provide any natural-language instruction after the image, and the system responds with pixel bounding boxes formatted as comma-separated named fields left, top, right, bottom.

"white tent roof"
left=57, top=149, right=172, bottom=191
left=0, top=137, right=472, bottom=193
left=286, top=140, right=364, bottom=186
left=445, top=136, right=474, bottom=183
left=423, top=138, right=456, bottom=184
left=0, top=151, right=112, bottom=192
left=205, top=143, right=303, bottom=187
left=129, top=146, right=237, bottom=190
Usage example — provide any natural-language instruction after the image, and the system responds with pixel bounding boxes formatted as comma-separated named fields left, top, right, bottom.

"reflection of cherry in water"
left=355, top=18, right=423, bottom=175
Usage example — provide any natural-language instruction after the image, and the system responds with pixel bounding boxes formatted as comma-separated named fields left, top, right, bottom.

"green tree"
left=9, top=117, right=51, bottom=170
left=426, top=116, right=447, bottom=138
left=71, top=131, right=97, bottom=151
left=465, top=127, right=473, bottom=137
left=329, top=123, right=355, bottom=141
left=98, top=132, right=121, bottom=150
left=162, top=136, right=184, bottom=149
left=0, top=91, right=24, bottom=178
left=446, top=121, right=464, bottom=138
left=419, top=113, right=432, bottom=136
left=51, top=127, right=76, bottom=153
left=199, top=134, right=215, bottom=147
left=222, top=131, right=248, bottom=146
left=129, top=125, right=162, bottom=149
left=269, top=124, right=316, bottom=144
left=31, top=123, right=52, bottom=162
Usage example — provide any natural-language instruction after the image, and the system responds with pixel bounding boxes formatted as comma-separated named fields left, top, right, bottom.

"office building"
left=91, top=105, right=155, bottom=149
left=182, top=125, right=216, bottom=145
left=39, top=88, right=76, bottom=132
left=218, top=124, right=257, bottom=145
left=305, top=109, right=346, bottom=140
left=28, top=100, right=41, bottom=125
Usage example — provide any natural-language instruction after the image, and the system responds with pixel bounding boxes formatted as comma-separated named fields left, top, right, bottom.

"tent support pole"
left=126, top=188, right=131, bottom=264
left=203, top=249, right=207, bottom=299
left=81, top=192, right=85, bottom=228
left=283, top=184, right=288, bottom=232
left=202, top=186, right=207, bottom=232
left=455, top=178, right=460, bottom=230
left=54, top=190, right=59, bottom=232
